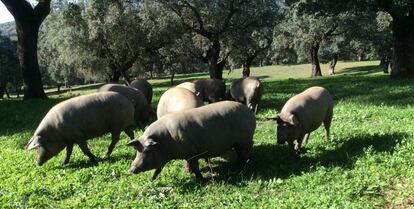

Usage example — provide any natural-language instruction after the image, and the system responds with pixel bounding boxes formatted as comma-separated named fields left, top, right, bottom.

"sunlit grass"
left=1, top=61, right=414, bottom=208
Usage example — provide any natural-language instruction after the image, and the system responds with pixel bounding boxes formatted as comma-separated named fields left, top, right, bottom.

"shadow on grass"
left=62, top=152, right=134, bottom=170
left=46, top=83, right=104, bottom=96
left=176, top=132, right=406, bottom=187
left=0, top=98, right=66, bottom=136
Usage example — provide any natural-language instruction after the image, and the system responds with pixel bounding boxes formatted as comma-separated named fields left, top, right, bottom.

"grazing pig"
left=98, top=84, right=151, bottom=123
left=129, top=79, right=153, bottom=104
left=157, top=87, right=203, bottom=119
left=127, top=101, right=256, bottom=180
left=274, top=86, right=333, bottom=155
left=176, top=82, right=203, bottom=100
left=25, top=92, right=135, bottom=166
left=193, top=79, right=225, bottom=103
left=229, top=77, right=263, bottom=114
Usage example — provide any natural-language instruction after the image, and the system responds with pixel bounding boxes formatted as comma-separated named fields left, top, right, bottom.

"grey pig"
left=98, top=83, right=151, bottom=123
left=129, top=79, right=153, bottom=104
left=127, top=101, right=256, bottom=180
left=25, top=92, right=135, bottom=165
left=228, top=77, right=263, bottom=114
left=157, top=87, right=203, bottom=119
left=176, top=82, right=203, bottom=101
left=193, top=79, right=225, bottom=103
left=274, top=86, right=333, bottom=155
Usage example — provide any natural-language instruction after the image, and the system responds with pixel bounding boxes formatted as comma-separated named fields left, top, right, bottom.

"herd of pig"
left=25, top=77, right=333, bottom=180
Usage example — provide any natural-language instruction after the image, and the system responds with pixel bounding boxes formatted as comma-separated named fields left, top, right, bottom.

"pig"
left=98, top=84, right=151, bottom=123
left=127, top=101, right=256, bottom=180
left=176, top=82, right=203, bottom=101
left=193, top=79, right=226, bottom=103
left=274, top=86, right=333, bottom=155
left=156, top=87, right=203, bottom=119
left=228, top=77, right=263, bottom=114
left=25, top=92, right=135, bottom=166
left=129, top=79, right=153, bottom=104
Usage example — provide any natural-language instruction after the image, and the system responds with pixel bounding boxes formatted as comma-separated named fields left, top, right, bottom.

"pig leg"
left=294, top=134, right=307, bottom=155
left=323, top=110, right=333, bottom=140
left=186, top=159, right=203, bottom=180
left=77, top=141, right=98, bottom=163
left=150, top=167, right=164, bottom=180
left=62, top=143, right=74, bottom=164
left=302, top=133, right=311, bottom=145
left=234, top=144, right=252, bottom=168
left=105, top=131, right=121, bottom=158
left=254, top=103, right=259, bottom=115
left=124, top=127, right=135, bottom=140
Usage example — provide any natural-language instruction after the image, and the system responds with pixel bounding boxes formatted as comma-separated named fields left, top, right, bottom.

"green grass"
left=2, top=61, right=414, bottom=208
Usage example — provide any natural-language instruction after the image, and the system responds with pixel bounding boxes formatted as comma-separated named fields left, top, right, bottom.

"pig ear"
left=126, top=139, right=144, bottom=152
left=145, top=139, right=158, bottom=148
left=288, top=114, right=299, bottom=126
left=25, top=136, right=41, bottom=151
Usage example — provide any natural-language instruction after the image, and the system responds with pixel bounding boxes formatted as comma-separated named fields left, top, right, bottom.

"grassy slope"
left=1, top=61, right=414, bottom=208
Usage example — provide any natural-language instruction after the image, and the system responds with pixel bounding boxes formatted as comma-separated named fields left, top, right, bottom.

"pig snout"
left=129, top=166, right=142, bottom=174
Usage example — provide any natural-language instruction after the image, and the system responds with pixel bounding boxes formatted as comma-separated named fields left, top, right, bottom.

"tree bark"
left=170, top=69, right=175, bottom=86
left=109, top=70, right=121, bottom=83
left=328, top=54, right=338, bottom=75
left=0, top=84, right=4, bottom=99
left=380, top=54, right=390, bottom=73
left=388, top=17, right=414, bottom=78
left=310, top=43, right=322, bottom=77
left=357, top=53, right=364, bottom=61
left=242, top=57, right=254, bottom=77
left=1, top=0, right=51, bottom=99
left=209, top=39, right=223, bottom=80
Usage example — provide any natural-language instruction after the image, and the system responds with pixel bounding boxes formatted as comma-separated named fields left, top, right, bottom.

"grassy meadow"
left=1, top=61, right=414, bottom=208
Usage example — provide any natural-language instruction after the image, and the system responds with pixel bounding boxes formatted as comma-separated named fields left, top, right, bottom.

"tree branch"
left=34, top=0, right=52, bottom=27
left=218, top=0, right=239, bottom=34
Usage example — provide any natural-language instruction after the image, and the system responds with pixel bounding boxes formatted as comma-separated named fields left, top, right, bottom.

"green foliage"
left=1, top=62, right=414, bottom=208
left=0, top=33, right=21, bottom=97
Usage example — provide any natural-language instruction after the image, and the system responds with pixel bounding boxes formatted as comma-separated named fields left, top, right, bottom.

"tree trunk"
left=170, top=69, right=175, bottom=86
left=1, top=0, right=51, bottom=99
left=242, top=63, right=250, bottom=77
left=389, top=17, right=414, bottom=78
left=380, top=54, right=390, bottom=73
left=16, top=22, right=47, bottom=99
left=110, top=70, right=121, bottom=83
left=0, top=85, right=4, bottom=99
left=5, top=88, right=10, bottom=98
left=242, top=57, right=254, bottom=77
left=328, top=54, right=338, bottom=75
left=209, top=39, right=223, bottom=80
left=310, top=43, right=322, bottom=77
left=357, top=53, right=364, bottom=61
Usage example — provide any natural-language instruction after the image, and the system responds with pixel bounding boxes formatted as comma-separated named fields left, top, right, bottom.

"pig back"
left=149, top=101, right=256, bottom=158
left=281, top=86, right=332, bottom=132
left=98, top=84, right=149, bottom=121
left=230, top=77, right=261, bottom=102
left=34, top=92, right=134, bottom=141
left=129, top=79, right=153, bottom=103
left=157, top=87, right=203, bottom=118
